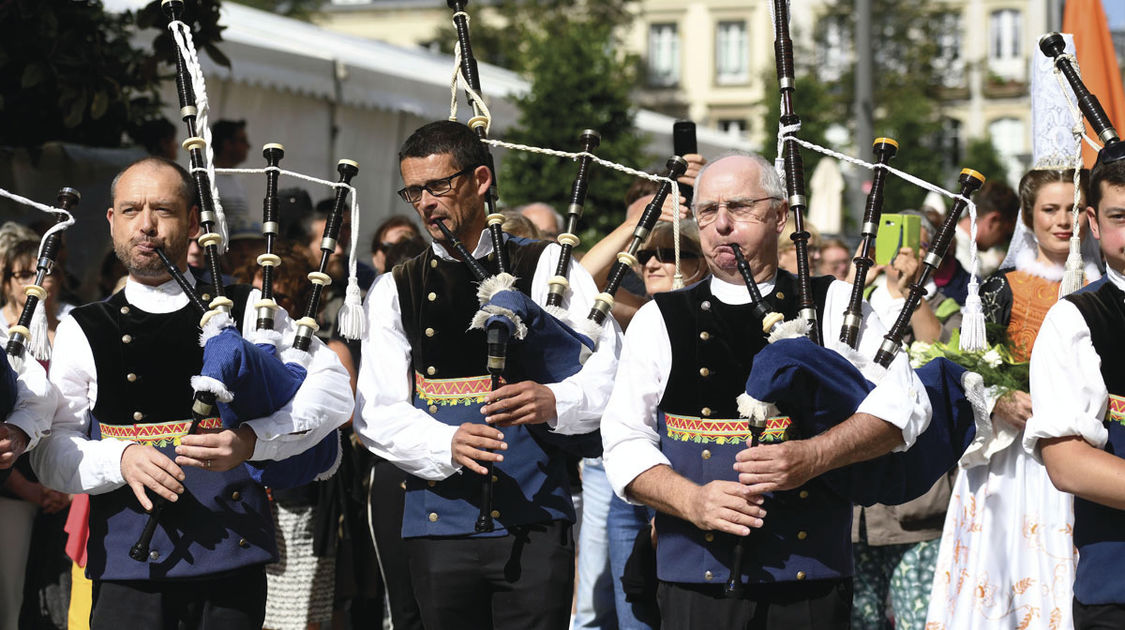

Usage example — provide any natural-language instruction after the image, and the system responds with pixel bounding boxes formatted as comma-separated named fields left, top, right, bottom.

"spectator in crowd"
left=777, top=217, right=822, bottom=276
left=518, top=202, right=564, bottom=239
left=819, top=238, right=851, bottom=281
left=954, top=180, right=1019, bottom=277
left=370, top=215, right=422, bottom=274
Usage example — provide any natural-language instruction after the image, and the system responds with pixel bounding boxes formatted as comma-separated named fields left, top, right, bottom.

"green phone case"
left=874, top=214, right=921, bottom=265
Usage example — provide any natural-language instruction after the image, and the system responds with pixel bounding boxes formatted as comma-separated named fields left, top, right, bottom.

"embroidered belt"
left=663, top=413, right=792, bottom=445
left=99, top=417, right=223, bottom=447
left=414, top=372, right=498, bottom=407
left=1107, top=394, right=1125, bottom=426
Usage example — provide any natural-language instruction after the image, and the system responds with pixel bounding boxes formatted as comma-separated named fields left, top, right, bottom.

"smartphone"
left=874, top=213, right=921, bottom=265
left=672, top=120, right=697, bottom=206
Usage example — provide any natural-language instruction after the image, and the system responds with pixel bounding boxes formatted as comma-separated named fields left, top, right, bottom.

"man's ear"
left=189, top=204, right=201, bottom=239
left=774, top=201, right=790, bottom=235
left=473, top=165, right=492, bottom=199
left=106, top=206, right=114, bottom=237
left=1086, top=205, right=1100, bottom=241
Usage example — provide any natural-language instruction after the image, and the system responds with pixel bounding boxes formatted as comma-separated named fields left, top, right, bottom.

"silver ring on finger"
left=205, top=459, right=212, bottom=469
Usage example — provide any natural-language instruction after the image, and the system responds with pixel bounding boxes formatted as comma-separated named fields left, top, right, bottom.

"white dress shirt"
left=602, top=275, right=932, bottom=500
left=30, top=273, right=354, bottom=495
left=354, top=231, right=623, bottom=481
left=1024, top=266, right=1125, bottom=458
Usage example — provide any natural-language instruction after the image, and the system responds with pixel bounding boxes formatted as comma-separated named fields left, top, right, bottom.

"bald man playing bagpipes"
left=355, top=120, right=622, bottom=630
left=29, top=157, right=353, bottom=629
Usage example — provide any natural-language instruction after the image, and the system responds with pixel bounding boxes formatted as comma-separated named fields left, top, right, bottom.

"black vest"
left=650, top=272, right=854, bottom=585
left=390, top=238, right=579, bottom=537
left=1065, top=278, right=1125, bottom=604
left=393, top=238, right=549, bottom=379
left=69, top=284, right=274, bottom=581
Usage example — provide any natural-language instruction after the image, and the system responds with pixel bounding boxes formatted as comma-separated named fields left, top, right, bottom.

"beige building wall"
left=317, top=0, right=1048, bottom=184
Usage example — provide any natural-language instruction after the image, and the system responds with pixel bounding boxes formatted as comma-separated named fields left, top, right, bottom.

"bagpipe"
left=1039, top=33, right=1125, bottom=167
left=131, top=0, right=348, bottom=561
left=0, top=186, right=76, bottom=485
left=720, top=0, right=994, bottom=596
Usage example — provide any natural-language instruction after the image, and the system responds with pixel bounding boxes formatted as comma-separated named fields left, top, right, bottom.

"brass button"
left=202, top=293, right=212, bottom=302
left=491, top=474, right=498, bottom=483
left=120, top=306, right=130, bottom=315
left=238, top=538, right=249, bottom=548
left=427, top=292, right=437, bottom=302
left=796, top=570, right=806, bottom=580
left=400, top=481, right=406, bottom=490
left=121, top=334, right=133, bottom=344
left=428, top=404, right=438, bottom=414
left=701, top=449, right=712, bottom=460
left=699, top=367, right=711, bottom=377
left=704, top=533, right=715, bottom=542
left=426, top=366, right=436, bottom=376
left=490, top=510, right=500, bottom=518
left=701, top=300, right=711, bottom=311
left=430, top=259, right=438, bottom=268
left=428, top=512, right=439, bottom=522
left=799, top=490, right=809, bottom=499
left=231, top=491, right=241, bottom=501
left=701, top=407, right=712, bottom=417
left=149, top=550, right=159, bottom=561
left=428, top=480, right=437, bottom=487
left=797, top=531, right=808, bottom=540
left=425, top=327, right=435, bottom=337
left=126, top=373, right=137, bottom=383
left=704, top=570, right=714, bottom=581
left=133, top=411, right=144, bottom=421
left=776, top=292, right=785, bottom=300
left=699, top=331, right=710, bottom=341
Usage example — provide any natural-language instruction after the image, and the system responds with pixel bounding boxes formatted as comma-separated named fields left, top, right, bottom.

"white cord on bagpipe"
left=215, top=166, right=366, bottom=340
left=445, top=14, right=683, bottom=286
left=169, top=19, right=230, bottom=253
left=1051, top=55, right=1097, bottom=298
left=774, top=105, right=990, bottom=350
left=0, top=187, right=76, bottom=361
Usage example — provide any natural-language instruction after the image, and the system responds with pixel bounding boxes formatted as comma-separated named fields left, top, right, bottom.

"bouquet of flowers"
left=907, top=329, right=1030, bottom=397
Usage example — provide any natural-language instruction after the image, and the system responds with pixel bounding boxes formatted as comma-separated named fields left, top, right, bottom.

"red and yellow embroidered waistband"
left=663, top=413, right=792, bottom=445
left=99, top=417, right=223, bottom=447
left=1107, top=394, right=1125, bottom=426
left=415, top=372, right=495, bottom=407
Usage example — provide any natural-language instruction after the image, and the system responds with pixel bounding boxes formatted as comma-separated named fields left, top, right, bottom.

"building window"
left=935, top=12, right=964, bottom=88
left=715, top=21, right=748, bottom=85
left=648, top=23, right=680, bottom=87
left=989, top=9, right=1022, bottom=81
left=717, top=119, right=746, bottom=138
left=816, top=15, right=849, bottom=83
left=941, top=117, right=963, bottom=169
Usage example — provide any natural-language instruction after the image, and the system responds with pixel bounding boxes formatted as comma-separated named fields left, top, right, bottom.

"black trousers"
left=656, top=577, right=852, bottom=630
left=1074, top=598, right=1125, bottom=630
left=405, top=520, right=575, bottom=630
left=369, top=457, right=425, bottom=630
left=89, top=565, right=266, bottom=630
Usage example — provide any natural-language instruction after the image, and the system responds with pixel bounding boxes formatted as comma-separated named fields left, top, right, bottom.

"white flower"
left=981, top=348, right=1003, bottom=368
left=907, top=341, right=932, bottom=368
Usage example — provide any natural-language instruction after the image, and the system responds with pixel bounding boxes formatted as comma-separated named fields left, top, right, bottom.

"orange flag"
left=1062, top=0, right=1125, bottom=167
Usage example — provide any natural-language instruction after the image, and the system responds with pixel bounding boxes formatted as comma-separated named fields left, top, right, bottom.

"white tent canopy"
left=99, top=1, right=756, bottom=260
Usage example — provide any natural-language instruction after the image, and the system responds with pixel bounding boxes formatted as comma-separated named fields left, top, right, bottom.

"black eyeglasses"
left=397, top=166, right=475, bottom=203
left=636, top=248, right=700, bottom=265
left=8, top=270, right=37, bottom=281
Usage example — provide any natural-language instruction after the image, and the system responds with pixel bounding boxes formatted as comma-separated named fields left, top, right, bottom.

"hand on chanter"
left=451, top=423, right=507, bottom=475
left=482, top=381, right=557, bottom=427
left=686, top=480, right=766, bottom=537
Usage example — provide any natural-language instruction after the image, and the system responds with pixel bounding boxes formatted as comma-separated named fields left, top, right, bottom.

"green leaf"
left=63, top=96, right=85, bottom=128
left=90, top=91, right=109, bottom=120
left=21, top=64, right=46, bottom=88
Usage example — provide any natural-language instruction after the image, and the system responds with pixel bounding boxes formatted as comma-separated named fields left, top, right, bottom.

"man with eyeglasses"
left=354, top=120, right=621, bottom=630
left=601, top=154, right=931, bottom=629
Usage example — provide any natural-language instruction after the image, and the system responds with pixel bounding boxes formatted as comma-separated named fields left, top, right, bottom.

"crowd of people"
left=1, top=89, right=1125, bottom=630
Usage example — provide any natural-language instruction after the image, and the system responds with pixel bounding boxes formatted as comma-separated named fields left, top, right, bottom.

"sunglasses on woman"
left=636, top=248, right=700, bottom=265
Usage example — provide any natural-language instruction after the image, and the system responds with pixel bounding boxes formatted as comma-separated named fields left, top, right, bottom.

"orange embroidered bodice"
left=1003, top=270, right=1062, bottom=362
